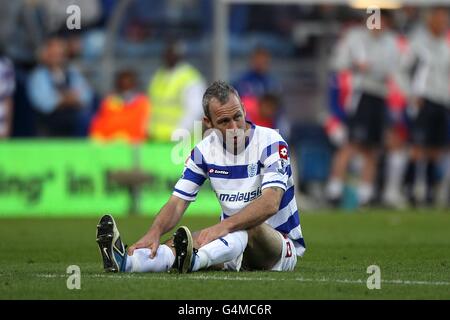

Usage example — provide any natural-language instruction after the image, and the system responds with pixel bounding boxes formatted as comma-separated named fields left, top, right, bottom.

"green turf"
left=0, top=210, right=449, bottom=299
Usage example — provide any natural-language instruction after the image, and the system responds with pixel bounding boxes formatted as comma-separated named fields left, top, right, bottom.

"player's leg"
left=164, top=231, right=222, bottom=271
left=96, top=214, right=174, bottom=273
left=423, top=102, right=448, bottom=205
left=357, top=145, right=378, bottom=205
left=103, top=224, right=245, bottom=274
left=240, top=223, right=297, bottom=271
left=326, top=143, right=355, bottom=204
left=170, top=226, right=248, bottom=273
left=326, top=92, right=368, bottom=205
left=404, top=101, right=429, bottom=206
left=173, top=224, right=298, bottom=272
left=424, top=148, right=444, bottom=206
left=356, top=93, right=389, bottom=206
left=125, top=245, right=175, bottom=273
left=404, top=146, right=424, bottom=205
left=382, top=127, right=408, bottom=208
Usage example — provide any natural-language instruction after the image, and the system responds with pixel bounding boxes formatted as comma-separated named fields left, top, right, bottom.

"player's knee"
left=246, top=224, right=282, bottom=252
left=247, top=224, right=266, bottom=239
left=246, top=225, right=266, bottom=247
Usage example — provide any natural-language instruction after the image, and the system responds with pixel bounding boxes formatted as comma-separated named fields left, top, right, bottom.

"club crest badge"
left=277, top=159, right=287, bottom=174
left=247, top=163, right=258, bottom=177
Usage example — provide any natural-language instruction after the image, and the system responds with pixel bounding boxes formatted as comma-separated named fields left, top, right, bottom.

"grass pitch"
left=0, top=210, right=449, bottom=300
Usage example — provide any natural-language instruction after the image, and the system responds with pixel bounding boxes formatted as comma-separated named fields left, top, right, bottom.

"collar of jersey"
left=220, top=120, right=256, bottom=152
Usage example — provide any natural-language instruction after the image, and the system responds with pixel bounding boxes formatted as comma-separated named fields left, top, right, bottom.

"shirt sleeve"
left=260, top=140, right=290, bottom=191
left=172, top=147, right=208, bottom=202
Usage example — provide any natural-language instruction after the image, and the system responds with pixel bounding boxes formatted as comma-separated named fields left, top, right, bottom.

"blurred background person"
left=233, top=47, right=281, bottom=99
left=398, top=7, right=450, bottom=207
left=325, top=10, right=401, bottom=206
left=147, top=41, right=205, bottom=142
left=323, top=17, right=410, bottom=209
left=27, top=36, right=94, bottom=137
left=0, top=49, right=15, bottom=138
left=90, top=69, right=151, bottom=144
left=233, top=46, right=290, bottom=139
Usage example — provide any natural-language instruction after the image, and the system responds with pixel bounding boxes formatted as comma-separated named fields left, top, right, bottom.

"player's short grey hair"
left=202, top=81, right=241, bottom=119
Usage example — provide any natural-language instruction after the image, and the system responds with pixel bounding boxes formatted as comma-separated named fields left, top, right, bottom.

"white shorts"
left=223, top=231, right=298, bottom=272
left=271, top=232, right=297, bottom=271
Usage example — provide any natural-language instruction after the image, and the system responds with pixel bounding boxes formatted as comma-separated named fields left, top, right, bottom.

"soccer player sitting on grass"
left=96, top=81, right=306, bottom=273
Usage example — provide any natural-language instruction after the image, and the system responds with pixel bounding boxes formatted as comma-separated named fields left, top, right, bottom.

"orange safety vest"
left=90, top=93, right=151, bottom=143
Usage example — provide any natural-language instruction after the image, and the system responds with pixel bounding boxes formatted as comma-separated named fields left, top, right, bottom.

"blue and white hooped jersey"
left=173, top=122, right=306, bottom=256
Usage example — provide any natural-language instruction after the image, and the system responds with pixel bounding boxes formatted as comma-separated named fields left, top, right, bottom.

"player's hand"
left=127, top=230, right=160, bottom=259
left=197, top=223, right=230, bottom=248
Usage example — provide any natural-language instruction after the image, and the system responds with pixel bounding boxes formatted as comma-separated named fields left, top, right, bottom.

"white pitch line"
left=32, top=273, right=450, bottom=286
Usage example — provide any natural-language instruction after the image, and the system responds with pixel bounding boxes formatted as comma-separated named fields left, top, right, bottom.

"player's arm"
left=197, top=187, right=284, bottom=247
left=150, top=195, right=190, bottom=235
left=127, top=195, right=190, bottom=257
left=220, top=186, right=284, bottom=230
left=128, top=147, right=207, bottom=257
